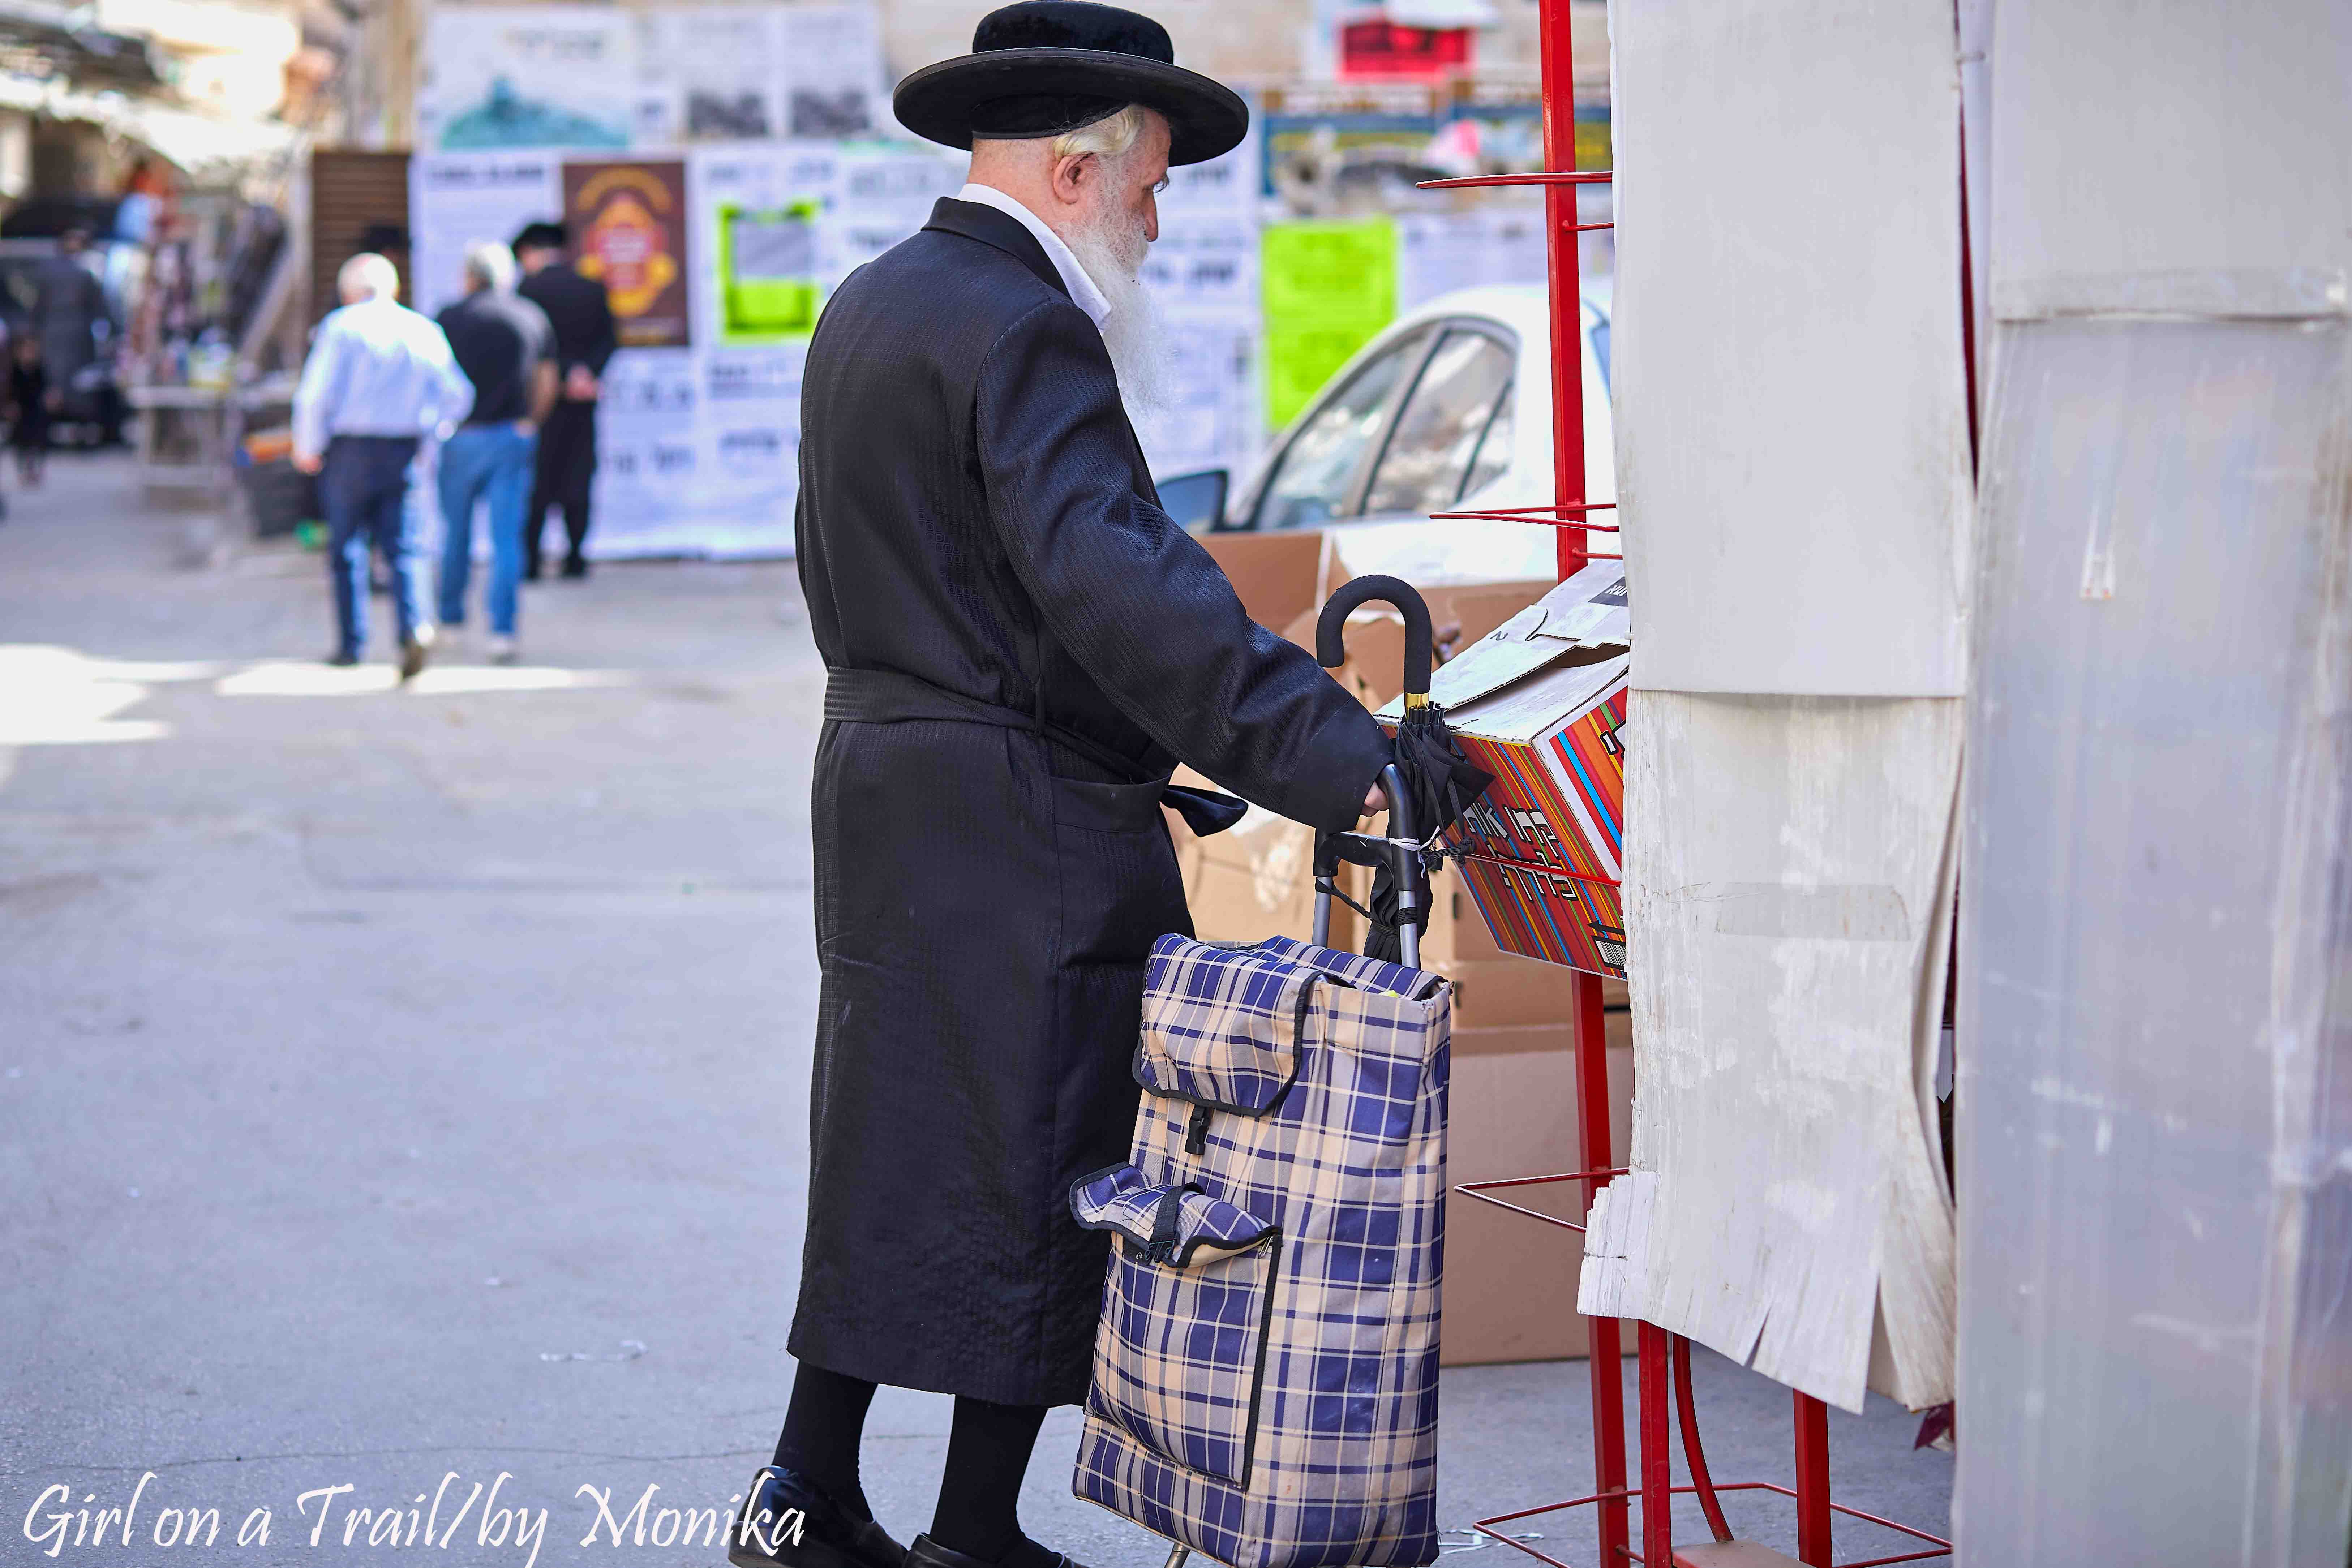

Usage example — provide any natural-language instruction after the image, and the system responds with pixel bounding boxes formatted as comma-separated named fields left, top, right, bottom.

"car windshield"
left=1463, top=379, right=1512, bottom=501
left=1253, top=327, right=1430, bottom=529
left=1363, top=328, right=1515, bottom=516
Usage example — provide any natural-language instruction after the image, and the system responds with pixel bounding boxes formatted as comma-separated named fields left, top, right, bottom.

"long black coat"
left=516, top=263, right=617, bottom=379
left=789, top=197, right=1391, bottom=1406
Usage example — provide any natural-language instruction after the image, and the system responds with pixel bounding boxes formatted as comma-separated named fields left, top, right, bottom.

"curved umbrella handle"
left=1316, top=574, right=1434, bottom=709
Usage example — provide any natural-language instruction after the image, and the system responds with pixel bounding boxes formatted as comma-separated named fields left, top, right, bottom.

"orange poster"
left=561, top=158, right=692, bottom=348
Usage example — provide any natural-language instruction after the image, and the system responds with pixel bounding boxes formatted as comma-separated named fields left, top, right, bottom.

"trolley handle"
left=1311, top=763, right=1424, bottom=970
left=1377, top=760, right=1419, bottom=846
left=1315, top=575, right=1434, bottom=709
left=1380, top=764, right=1425, bottom=974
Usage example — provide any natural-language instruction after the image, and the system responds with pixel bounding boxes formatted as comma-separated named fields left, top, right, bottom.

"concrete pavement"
left=0, top=455, right=1952, bottom=1567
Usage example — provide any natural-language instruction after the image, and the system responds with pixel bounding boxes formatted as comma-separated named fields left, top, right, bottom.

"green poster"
left=715, top=199, right=824, bottom=345
left=1260, top=218, right=1397, bottom=430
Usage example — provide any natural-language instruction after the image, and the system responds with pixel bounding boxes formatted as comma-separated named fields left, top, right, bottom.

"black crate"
left=240, top=457, right=320, bottom=538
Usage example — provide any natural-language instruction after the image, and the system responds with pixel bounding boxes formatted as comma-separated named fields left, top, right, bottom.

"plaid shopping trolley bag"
left=1070, top=577, right=1469, bottom=1568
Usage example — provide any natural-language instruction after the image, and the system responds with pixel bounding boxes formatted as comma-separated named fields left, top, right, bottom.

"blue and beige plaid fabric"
left=1133, top=950, right=1317, bottom=1112
left=1070, top=1164, right=1276, bottom=1262
left=1073, top=934, right=1452, bottom=1568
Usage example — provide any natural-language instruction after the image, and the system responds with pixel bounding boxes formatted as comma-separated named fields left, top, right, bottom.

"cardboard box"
left=1175, top=795, right=1362, bottom=948
left=1276, top=579, right=1555, bottom=710
left=1167, top=563, right=1554, bottom=953
left=1381, top=564, right=1632, bottom=978
left=1428, top=877, right=1634, bottom=1030
left=1197, top=529, right=1334, bottom=643
left=1436, top=875, right=1634, bottom=1005
left=1443, top=1029, right=1634, bottom=1365
left=1171, top=795, right=1619, bottom=1033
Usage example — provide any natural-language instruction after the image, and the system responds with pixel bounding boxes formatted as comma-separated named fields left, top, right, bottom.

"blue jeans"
left=435, top=421, right=537, bottom=636
left=321, top=435, right=428, bottom=658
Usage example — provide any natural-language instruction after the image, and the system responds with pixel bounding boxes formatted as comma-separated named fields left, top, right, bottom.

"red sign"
left=1339, top=22, right=1473, bottom=79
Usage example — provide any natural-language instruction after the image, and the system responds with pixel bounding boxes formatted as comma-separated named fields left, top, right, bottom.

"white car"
left=1164, top=284, right=1617, bottom=584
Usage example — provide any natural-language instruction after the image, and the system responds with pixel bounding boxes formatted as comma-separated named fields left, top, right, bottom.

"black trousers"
left=526, top=400, right=596, bottom=571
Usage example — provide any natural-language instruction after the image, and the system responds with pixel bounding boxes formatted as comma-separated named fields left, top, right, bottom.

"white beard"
left=1064, top=205, right=1172, bottom=415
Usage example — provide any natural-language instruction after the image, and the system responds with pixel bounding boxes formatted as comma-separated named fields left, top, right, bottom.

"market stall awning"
left=0, top=2, right=160, bottom=92
left=0, top=72, right=297, bottom=183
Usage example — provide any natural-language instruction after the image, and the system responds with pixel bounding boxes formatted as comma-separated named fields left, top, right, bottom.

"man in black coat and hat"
left=511, top=220, right=617, bottom=579
left=725, top=7, right=1394, bottom=1568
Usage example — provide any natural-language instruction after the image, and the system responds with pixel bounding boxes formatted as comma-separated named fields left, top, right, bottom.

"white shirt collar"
left=954, top=181, right=1112, bottom=328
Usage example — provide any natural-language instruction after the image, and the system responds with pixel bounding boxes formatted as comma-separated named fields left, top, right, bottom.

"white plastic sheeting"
left=1956, top=314, right=2352, bottom=1568
left=1580, top=694, right=1960, bottom=1413
left=1610, top=0, right=1973, bottom=699
left=1988, top=4, right=2352, bottom=322
left=1955, top=3, right=2352, bottom=1561
left=1584, top=0, right=1971, bottom=1413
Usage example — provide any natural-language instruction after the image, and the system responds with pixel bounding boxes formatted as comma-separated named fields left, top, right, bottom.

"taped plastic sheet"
left=1592, top=0, right=1969, bottom=1416
left=1610, top=0, right=1973, bottom=697
left=1580, top=693, right=1960, bottom=1413
left=1988, top=3, right=2352, bottom=322
left=1954, top=316, right=2352, bottom=1567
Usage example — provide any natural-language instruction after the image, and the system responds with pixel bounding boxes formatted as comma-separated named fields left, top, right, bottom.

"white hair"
left=974, top=103, right=1155, bottom=168
left=1049, top=103, right=1151, bottom=163
left=338, top=252, right=399, bottom=302
left=463, top=239, right=517, bottom=292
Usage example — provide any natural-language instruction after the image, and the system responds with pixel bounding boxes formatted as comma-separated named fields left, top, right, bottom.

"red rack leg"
left=1571, top=970, right=1627, bottom=1563
left=1639, top=1322, right=1673, bottom=1568
left=1538, top=0, right=1589, bottom=583
left=1793, top=1393, right=1832, bottom=1566
left=1671, top=1335, right=1734, bottom=1544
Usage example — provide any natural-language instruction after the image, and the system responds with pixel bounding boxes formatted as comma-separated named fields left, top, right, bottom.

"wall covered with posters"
left=405, top=7, right=1570, bottom=559
left=408, top=3, right=1264, bottom=560
left=413, top=138, right=963, bottom=557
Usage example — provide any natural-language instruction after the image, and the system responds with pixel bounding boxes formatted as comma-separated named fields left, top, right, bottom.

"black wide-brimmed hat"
left=894, top=1, right=1247, bottom=167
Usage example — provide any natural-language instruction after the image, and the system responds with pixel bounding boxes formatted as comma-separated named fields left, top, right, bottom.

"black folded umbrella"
left=1359, top=700, right=1492, bottom=962
left=1315, top=576, right=1495, bottom=965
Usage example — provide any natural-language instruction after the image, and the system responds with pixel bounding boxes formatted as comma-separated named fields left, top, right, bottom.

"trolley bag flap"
left=1134, top=934, right=1319, bottom=1116
left=1254, top=933, right=1449, bottom=1001
left=1069, top=1164, right=1274, bottom=1266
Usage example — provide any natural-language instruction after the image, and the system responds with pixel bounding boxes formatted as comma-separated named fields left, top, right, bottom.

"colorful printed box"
left=1380, top=565, right=1630, bottom=978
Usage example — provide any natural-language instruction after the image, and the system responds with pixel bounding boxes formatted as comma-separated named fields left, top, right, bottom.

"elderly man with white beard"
left=723, top=8, right=1395, bottom=1568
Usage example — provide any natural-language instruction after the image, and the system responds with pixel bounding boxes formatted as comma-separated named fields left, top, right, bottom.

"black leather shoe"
left=726, top=1467, right=905, bottom=1568
left=905, top=1533, right=1091, bottom=1568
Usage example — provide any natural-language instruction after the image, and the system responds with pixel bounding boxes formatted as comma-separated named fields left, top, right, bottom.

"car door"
left=1230, top=324, right=1437, bottom=531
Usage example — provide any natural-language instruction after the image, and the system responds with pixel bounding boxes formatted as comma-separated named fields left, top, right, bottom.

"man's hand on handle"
left=1361, top=781, right=1387, bottom=821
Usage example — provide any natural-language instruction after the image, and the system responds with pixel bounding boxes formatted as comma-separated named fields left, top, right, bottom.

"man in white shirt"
left=292, top=253, right=473, bottom=680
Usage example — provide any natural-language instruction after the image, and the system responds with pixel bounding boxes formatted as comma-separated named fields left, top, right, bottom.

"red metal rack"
left=1419, top=6, right=1950, bottom=1567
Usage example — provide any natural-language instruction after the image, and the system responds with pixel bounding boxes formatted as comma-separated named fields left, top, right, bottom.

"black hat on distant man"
left=893, top=1, right=1247, bottom=167
left=511, top=221, right=567, bottom=253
